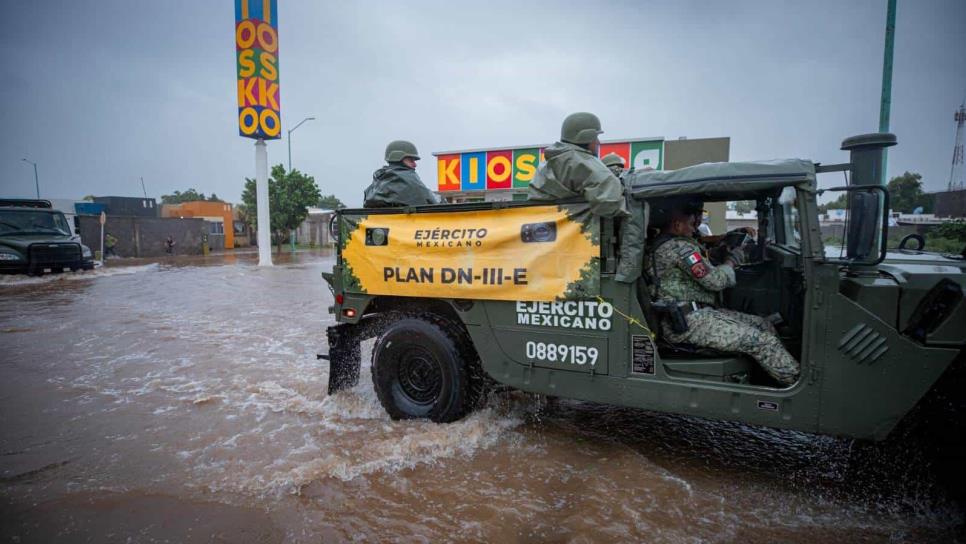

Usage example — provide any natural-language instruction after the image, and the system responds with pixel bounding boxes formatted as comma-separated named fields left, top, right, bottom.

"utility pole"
left=21, top=158, right=39, bottom=199
left=878, top=0, right=897, bottom=184
left=287, top=116, right=315, bottom=171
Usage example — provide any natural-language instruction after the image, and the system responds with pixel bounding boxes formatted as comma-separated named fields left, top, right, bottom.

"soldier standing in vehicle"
left=528, top=112, right=628, bottom=217
left=601, top=152, right=626, bottom=179
left=646, top=198, right=800, bottom=386
left=364, top=140, right=439, bottom=208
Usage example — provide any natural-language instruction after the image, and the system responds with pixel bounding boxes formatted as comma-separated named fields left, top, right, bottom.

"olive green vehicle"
left=321, top=133, right=965, bottom=445
left=0, top=199, right=95, bottom=275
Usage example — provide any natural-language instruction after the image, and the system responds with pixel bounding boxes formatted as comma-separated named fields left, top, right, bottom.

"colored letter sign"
left=461, top=152, right=486, bottom=191
left=631, top=140, right=663, bottom=171
left=486, top=150, right=513, bottom=189
left=437, top=154, right=461, bottom=191
left=235, top=0, right=281, bottom=140
left=512, top=148, right=539, bottom=188
left=598, top=142, right=630, bottom=170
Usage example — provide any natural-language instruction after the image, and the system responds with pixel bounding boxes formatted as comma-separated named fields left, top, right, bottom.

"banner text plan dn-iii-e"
left=339, top=204, right=600, bottom=302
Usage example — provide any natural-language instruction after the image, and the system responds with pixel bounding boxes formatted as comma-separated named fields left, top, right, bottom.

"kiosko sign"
left=434, top=139, right=664, bottom=193
left=235, top=0, right=281, bottom=140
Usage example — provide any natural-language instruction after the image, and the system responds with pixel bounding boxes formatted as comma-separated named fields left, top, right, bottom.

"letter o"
left=259, top=109, right=281, bottom=137
left=256, top=22, right=278, bottom=53
left=235, top=20, right=256, bottom=49
left=239, top=107, right=258, bottom=135
left=487, top=156, right=511, bottom=182
left=598, top=303, right=614, bottom=318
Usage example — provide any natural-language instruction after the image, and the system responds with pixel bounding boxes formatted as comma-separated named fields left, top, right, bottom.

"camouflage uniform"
left=364, top=164, right=438, bottom=208
left=528, top=141, right=628, bottom=217
left=646, top=235, right=800, bottom=385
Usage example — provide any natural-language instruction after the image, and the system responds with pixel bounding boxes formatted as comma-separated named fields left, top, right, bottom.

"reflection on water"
left=0, top=250, right=962, bottom=543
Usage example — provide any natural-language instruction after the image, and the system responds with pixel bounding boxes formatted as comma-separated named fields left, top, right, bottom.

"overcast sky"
left=1, top=0, right=964, bottom=206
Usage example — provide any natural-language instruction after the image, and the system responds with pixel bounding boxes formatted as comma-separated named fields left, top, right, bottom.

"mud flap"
left=326, top=323, right=362, bottom=395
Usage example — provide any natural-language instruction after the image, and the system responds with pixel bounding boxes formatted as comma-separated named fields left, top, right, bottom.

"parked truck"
left=0, top=199, right=95, bottom=275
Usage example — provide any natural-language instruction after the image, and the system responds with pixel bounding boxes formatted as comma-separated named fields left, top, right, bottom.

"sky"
left=0, top=0, right=964, bottom=207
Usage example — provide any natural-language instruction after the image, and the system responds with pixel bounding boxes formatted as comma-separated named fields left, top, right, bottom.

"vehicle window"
left=0, top=210, right=70, bottom=235
left=724, top=200, right=756, bottom=237
left=777, top=187, right=801, bottom=249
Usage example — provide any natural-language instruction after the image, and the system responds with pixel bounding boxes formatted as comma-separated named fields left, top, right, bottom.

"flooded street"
left=0, top=251, right=962, bottom=543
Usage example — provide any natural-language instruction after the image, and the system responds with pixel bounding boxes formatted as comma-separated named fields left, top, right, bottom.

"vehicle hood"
left=879, top=250, right=966, bottom=282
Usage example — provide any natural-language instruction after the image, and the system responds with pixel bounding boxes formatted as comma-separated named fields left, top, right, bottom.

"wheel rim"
left=396, top=347, right=443, bottom=405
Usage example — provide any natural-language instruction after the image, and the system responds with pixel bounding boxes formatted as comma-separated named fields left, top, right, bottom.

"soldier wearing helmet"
left=644, top=197, right=800, bottom=386
left=601, top=153, right=626, bottom=178
left=363, top=140, right=439, bottom=208
left=528, top=112, right=628, bottom=217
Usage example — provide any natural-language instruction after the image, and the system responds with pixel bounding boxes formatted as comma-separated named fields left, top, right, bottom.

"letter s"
left=238, top=49, right=256, bottom=78
left=259, top=51, right=277, bottom=81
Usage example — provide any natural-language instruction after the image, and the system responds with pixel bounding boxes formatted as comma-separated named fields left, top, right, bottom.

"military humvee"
left=322, top=133, right=965, bottom=443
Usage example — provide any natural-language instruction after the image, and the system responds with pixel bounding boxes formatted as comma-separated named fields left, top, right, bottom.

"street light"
left=21, top=158, right=39, bottom=199
left=287, top=116, right=315, bottom=172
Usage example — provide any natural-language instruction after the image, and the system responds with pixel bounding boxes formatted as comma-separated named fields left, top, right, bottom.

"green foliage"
left=818, top=194, right=848, bottom=214
left=931, top=220, right=966, bottom=242
left=242, top=165, right=322, bottom=250
left=161, top=188, right=223, bottom=204
left=886, top=172, right=933, bottom=213
left=733, top=200, right=755, bottom=214
left=317, top=194, right=346, bottom=210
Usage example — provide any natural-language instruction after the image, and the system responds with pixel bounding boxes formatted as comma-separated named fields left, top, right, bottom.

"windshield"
left=0, top=209, right=72, bottom=236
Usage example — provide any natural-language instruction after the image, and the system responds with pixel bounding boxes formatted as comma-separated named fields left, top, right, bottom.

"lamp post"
left=21, top=158, right=39, bottom=199
left=287, top=116, right=315, bottom=172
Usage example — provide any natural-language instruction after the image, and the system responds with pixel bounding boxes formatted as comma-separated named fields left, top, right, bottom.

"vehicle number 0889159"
left=525, top=341, right=599, bottom=366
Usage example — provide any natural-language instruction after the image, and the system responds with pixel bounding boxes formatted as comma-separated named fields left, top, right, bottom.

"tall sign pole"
left=235, top=0, right=281, bottom=266
left=878, top=0, right=897, bottom=184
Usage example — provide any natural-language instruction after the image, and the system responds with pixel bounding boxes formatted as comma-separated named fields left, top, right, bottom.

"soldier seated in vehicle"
left=528, top=112, right=628, bottom=217
left=644, top=198, right=800, bottom=386
left=364, top=140, right=439, bottom=208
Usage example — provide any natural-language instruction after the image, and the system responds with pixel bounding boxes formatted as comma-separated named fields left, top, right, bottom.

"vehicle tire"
left=371, top=313, right=482, bottom=423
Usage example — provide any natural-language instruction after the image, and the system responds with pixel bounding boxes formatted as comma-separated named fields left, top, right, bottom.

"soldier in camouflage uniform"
left=528, top=112, right=628, bottom=217
left=601, top=152, right=626, bottom=178
left=364, top=140, right=439, bottom=208
left=645, top=199, right=800, bottom=386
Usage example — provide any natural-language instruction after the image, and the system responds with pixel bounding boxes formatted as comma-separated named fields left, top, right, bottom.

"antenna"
left=140, top=177, right=148, bottom=198
left=949, top=98, right=966, bottom=192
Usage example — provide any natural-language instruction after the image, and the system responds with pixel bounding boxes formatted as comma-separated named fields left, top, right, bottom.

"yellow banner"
left=340, top=206, right=599, bottom=302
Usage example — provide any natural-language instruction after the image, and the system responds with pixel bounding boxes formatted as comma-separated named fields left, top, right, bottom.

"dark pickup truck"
left=0, top=199, right=95, bottom=275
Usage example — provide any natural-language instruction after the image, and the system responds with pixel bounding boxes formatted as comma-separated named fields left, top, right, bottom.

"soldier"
left=364, top=140, right=439, bottom=208
left=601, top=152, right=626, bottom=178
left=645, top=198, right=800, bottom=386
left=528, top=112, right=628, bottom=217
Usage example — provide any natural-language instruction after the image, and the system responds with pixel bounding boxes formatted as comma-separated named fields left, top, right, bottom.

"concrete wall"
left=296, top=212, right=335, bottom=247
left=933, top=190, right=966, bottom=218
left=78, top=215, right=208, bottom=257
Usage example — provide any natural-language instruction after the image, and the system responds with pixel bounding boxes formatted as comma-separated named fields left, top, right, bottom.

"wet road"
left=0, top=251, right=962, bottom=543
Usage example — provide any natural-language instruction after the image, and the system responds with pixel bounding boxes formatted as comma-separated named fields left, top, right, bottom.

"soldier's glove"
left=727, top=247, right=746, bottom=267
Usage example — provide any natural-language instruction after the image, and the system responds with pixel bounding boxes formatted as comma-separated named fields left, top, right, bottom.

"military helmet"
left=561, top=112, right=603, bottom=145
left=601, top=153, right=625, bottom=168
left=385, top=140, right=420, bottom=163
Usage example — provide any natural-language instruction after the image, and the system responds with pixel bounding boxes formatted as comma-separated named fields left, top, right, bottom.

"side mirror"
left=819, top=185, right=889, bottom=266
left=73, top=215, right=81, bottom=235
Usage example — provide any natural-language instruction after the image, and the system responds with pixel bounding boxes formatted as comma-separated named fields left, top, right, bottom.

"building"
left=431, top=136, right=731, bottom=232
left=232, top=207, right=251, bottom=247
left=296, top=208, right=335, bottom=247
left=933, top=189, right=966, bottom=219
left=161, top=201, right=234, bottom=249
left=93, top=196, right=158, bottom=217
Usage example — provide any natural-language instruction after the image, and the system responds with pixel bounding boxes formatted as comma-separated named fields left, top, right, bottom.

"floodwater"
left=0, top=251, right=962, bottom=543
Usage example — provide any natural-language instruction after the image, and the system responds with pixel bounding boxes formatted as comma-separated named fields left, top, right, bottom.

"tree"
left=887, top=172, right=933, bottom=214
left=733, top=200, right=754, bottom=215
left=818, top=193, right=848, bottom=214
left=241, top=165, right=321, bottom=251
left=161, top=188, right=206, bottom=204
left=317, top=194, right=346, bottom=210
left=207, top=193, right=224, bottom=202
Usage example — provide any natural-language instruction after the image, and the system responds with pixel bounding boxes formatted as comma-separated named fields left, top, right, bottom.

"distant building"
left=933, top=189, right=966, bottom=218
left=296, top=208, right=335, bottom=247
left=93, top=196, right=158, bottom=217
left=161, top=201, right=234, bottom=249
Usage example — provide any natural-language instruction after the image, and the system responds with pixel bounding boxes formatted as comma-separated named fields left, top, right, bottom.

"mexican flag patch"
left=686, top=252, right=702, bottom=265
